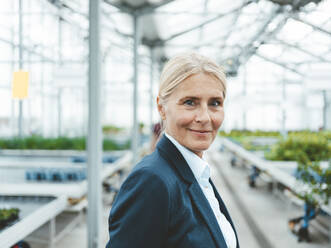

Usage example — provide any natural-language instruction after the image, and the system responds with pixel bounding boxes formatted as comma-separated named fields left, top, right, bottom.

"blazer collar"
left=156, top=135, right=229, bottom=248
left=156, top=134, right=195, bottom=184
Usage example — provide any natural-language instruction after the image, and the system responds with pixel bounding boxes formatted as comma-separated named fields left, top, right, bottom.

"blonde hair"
left=158, top=52, right=226, bottom=105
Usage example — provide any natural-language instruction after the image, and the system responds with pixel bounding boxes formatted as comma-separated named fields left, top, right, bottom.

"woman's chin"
left=189, top=144, right=210, bottom=155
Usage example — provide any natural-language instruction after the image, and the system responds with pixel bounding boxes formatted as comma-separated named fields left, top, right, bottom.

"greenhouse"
left=0, top=0, right=330, bottom=247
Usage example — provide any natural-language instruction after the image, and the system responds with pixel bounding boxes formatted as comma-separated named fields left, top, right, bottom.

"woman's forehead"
left=172, top=73, right=225, bottom=97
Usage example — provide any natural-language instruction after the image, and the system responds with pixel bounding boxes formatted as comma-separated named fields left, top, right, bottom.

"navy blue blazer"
left=106, top=135, right=240, bottom=248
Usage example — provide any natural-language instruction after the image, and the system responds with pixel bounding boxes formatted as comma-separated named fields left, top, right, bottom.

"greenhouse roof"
left=37, top=0, right=331, bottom=81
left=1, top=0, right=331, bottom=131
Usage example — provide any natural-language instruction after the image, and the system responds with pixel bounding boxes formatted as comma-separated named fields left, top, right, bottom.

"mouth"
left=189, top=129, right=212, bottom=134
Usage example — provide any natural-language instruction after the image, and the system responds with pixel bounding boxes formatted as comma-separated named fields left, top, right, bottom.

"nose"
left=195, top=104, right=211, bottom=124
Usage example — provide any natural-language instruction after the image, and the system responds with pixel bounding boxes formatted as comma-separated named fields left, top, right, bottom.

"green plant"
left=102, top=125, right=124, bottom=134
left=265, top=133, right=331, bottom=161
left=0, top=136, right=129, bottom=151
left=219, top=129, right=281, bottom=137
left=103, top=139, right=130, bottom=150
left=0, top=208, right=20, bottom=230
left=219, top=130, right=280, bottom=151
left=295, top=153, right=331, bottom=206
left=231, top=136, right=271, bottom=151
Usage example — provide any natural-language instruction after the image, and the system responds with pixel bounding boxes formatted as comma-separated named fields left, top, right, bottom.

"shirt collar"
left=164, top=133, right=210, bottom=182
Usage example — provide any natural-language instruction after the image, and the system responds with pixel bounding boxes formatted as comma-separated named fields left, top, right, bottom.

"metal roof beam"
left=103, top=0, right=176, bottom=16
left=221, top=6, right=285, bottom=75
left=255, top=53, right=304, bottom=76
left=0, top=37, right=55, bottom=63
left=268, top=0, right=323, bottom=10
left=238, top=6, right=284, bottom=61
left=103, top=0, right=133, bottom=14
left=292, top=16, right=331, bottom=36
left=45, top=0, right=89, bottom=32
left=273, top=38, right=331, bottom=63
left=162, top=1, right=251, bottom=44
left=144, top=0, right=252, bottom=47
left=135, top=0, right=176, bottom=16
left=48, top=0, right=133, bottom=40
left=216, top=7, right=243, bottom=51
left=154, top=10, right=246, bottom=16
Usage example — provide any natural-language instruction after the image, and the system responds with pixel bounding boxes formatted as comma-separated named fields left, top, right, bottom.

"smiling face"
left=157, top=73, right=225, bottom=158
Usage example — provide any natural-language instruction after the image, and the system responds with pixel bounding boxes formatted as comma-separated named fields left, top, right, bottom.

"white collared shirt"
left=165, top=133, right=237, bottom=248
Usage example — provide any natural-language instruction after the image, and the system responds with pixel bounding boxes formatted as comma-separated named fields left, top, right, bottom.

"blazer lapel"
left=210, top=179, right=240, bottom=248
left=157, top=135, right=195, bottom=184
left=188, top=182, right=228, bottom=248
left=157, top=135, right=228, bottom=248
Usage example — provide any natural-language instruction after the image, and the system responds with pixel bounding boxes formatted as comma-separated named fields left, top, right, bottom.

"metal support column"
left=149, top=48, right=155, bottom=135
left=242, top=65, right=247, bottom=129
left=132, top=14, right=139, bottom=163
left=18, top=0, right=24, bottom=138
left=10, top=0, right=15, bottom=136
left=58, top=14, right=63, bottom=64
left=322, top=90, right=327, bottom=130
left=41, top=46, right=45, bottom=136
left=56, top=11, right=63, bottom=137
left=49, top=217, right=56, bottom=248
left=57, top=88, right=62, bottom=137
left=26, top=0, right=32, bottom=136
left=281, top=77, right=287, bottom=138
left=301, top=82, right=309, bottom=130
left=39, top=0, right=45, bottom=137
left=56, top=12, right=63, bottom=137
left=87, top=0, right=102, bottom=247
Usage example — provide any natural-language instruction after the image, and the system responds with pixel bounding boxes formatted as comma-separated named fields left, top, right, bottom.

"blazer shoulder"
left=108, top=152, right=173, bottom=247
left=132, top=150, right=178, bottom=187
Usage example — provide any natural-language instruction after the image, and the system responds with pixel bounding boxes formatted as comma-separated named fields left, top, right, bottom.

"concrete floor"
left=207, top=150, right=330, bottom=248
left=27, top=149, right=330, bottom=248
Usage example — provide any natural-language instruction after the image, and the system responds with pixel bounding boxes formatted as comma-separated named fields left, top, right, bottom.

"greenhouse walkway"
left=26, top=144, right=330, bottom=248
left=207, top=144, right=330, bottom=248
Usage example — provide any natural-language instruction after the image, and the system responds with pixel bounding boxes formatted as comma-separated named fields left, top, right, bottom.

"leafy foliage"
left=0, top=208, right=20, bottom=229
left=295, top=153, right=331, bottom=206
left=102, top=125, right=124, bottom=134
left=219, top=130, right=281, bottom=151
left=219, top=129, right=281, bottom=137
left=0, top=136, right=130, bottom=151
left=265, top=133, right=331, bottom=161
left=220, top=129, right=331, bottom=206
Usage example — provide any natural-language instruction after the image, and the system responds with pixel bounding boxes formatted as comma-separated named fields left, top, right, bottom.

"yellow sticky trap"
left=12, top=71, right=29, bottom=99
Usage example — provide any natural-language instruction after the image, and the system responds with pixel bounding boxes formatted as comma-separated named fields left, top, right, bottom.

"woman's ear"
left=157, top=96, right=166, bottom=120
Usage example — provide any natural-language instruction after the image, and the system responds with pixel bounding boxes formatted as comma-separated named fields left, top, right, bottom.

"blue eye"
left=184, top=99, right=195, bottom=106
left=210, top=100, right=222, bottom=107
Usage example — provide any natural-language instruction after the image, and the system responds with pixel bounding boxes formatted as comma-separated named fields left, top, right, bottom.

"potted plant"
left=288, top=152, right=331, bottom=242
left=0, top=208, right=20, bottom=230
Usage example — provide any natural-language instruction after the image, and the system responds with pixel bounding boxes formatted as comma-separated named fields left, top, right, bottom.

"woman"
left=106, top=52, right=239, bottom=248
